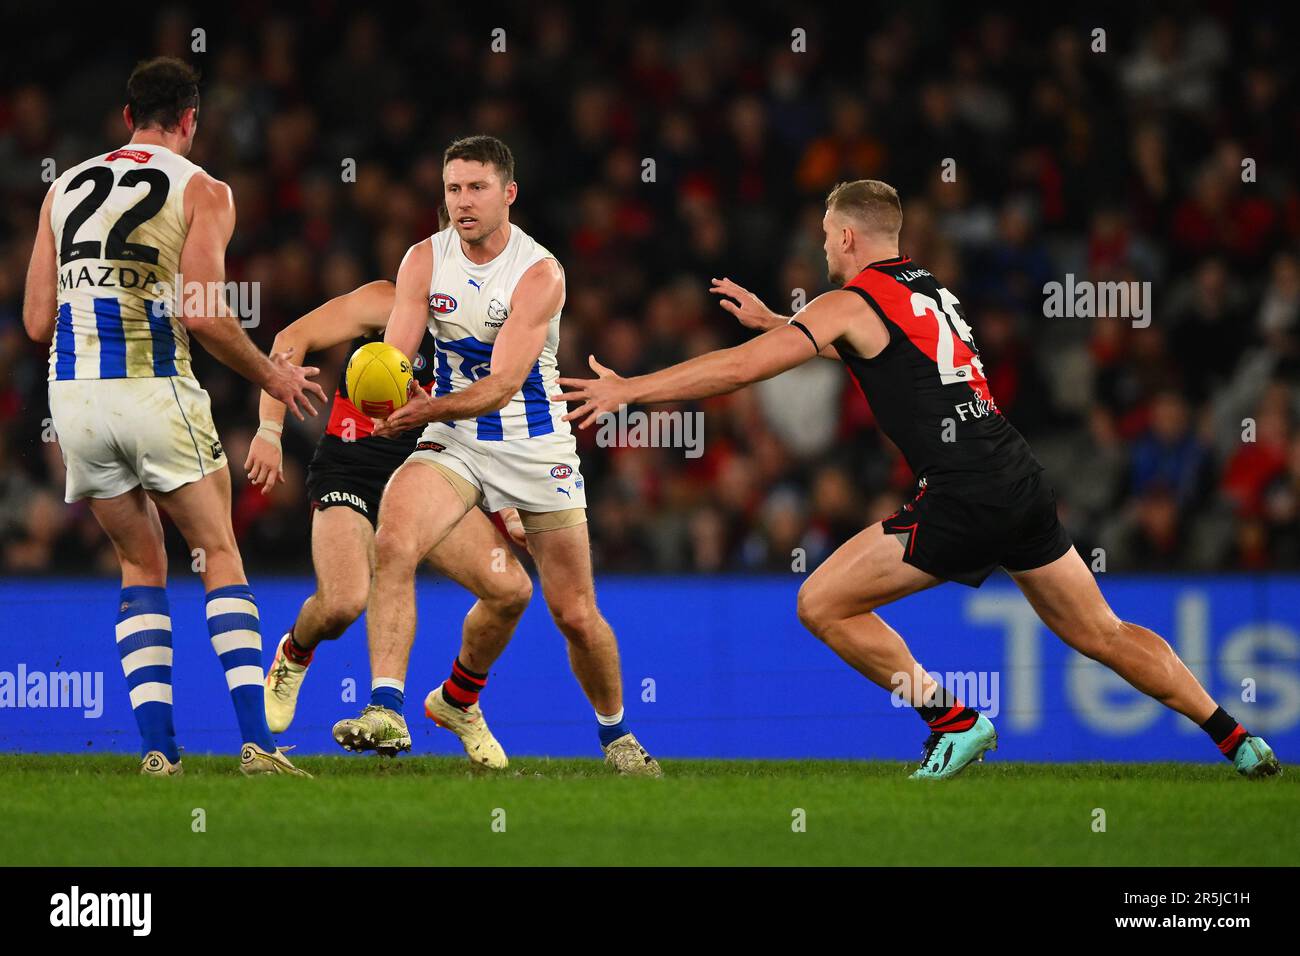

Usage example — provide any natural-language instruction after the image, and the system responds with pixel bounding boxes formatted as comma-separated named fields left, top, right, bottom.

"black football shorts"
left=306, top=434, right=411, bottom=528
left=881, top=469, right=1073, bottom=587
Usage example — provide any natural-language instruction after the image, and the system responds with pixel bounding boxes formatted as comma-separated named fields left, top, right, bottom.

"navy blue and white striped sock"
left=115, top=586, right=179, bottom=762
left=206, top=584, right=275, bottom=752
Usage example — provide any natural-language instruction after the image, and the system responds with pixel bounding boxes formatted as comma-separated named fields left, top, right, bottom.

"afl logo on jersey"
left=429, top=293, right=458, bottom=315
left=550, top=464, right=573, bottom=480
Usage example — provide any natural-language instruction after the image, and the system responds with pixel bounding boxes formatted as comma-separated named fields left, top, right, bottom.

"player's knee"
left=318, top=589, right=367, bottom=635
left=486, top=570, right=532, bottom=619
left=374, top=523, right=420, bottom=572
left=796, top=581, right=833, bottom=638
left=549, top=597, right=599, bottom=642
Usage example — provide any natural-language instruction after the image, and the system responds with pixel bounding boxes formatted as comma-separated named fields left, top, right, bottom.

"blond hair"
left=826, top=179, right=902, bottom=236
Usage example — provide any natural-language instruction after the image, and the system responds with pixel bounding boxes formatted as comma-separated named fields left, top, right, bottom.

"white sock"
left=596, top=707, right=625, bottom=726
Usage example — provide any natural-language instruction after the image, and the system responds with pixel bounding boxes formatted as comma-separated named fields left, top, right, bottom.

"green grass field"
left=0, top=754, right=1292, bottom=866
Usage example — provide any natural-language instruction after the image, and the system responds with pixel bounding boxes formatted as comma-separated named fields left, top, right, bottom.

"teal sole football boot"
left=1234, top=736, right=1282, bottom=778
left=910, top=714, right=997, bottom=780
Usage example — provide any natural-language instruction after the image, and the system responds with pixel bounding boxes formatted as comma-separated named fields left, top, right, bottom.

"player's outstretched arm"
left=246, top=279, right=395, bottom=492
left=555, top=289, right=867, bottom=429
left=178, top=172, right=327, bottom=419
left=374, top=257, right=561, bottom=437
left=21, top=187, right=58, bottom=344
left=711, top=276, right=841, bottom=360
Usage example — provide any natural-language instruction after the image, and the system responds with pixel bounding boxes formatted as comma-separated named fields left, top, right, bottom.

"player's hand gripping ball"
left=344, top=342, right=413, bottom=419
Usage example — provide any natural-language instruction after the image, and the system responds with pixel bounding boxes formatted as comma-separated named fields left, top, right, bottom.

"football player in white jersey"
left=331, top=136, right=659, bottom=774
left=243, top=277, right=533, bottom=736
left=21, top=57, right=325, bottom=776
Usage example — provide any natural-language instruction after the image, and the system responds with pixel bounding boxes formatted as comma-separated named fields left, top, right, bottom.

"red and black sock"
left=441, top=658, right=488, bottom=710
left=1201, top=706, right=1248, bottom=760
left=282, top=630, right=313, bottom=666
left=916, top=688, right=979, bottom=733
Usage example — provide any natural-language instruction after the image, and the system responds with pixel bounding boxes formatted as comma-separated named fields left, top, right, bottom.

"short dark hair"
left=443, top=135, right=515, bottom=184
left=126, top=57, right=200, bottom=131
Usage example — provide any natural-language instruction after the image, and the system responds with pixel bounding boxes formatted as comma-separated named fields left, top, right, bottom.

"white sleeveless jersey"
left=427, top=223, right=569, bottom=441
left=48, top=144, right=200, bottom=382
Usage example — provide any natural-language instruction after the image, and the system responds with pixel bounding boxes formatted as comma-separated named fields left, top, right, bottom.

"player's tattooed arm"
left=21, top=187, right=58, bottom=344
left=247, top=280, right=395, bottom=493
left=375, top=257, right=562, bottom=436
left=179, top=172, right=327, bottom=419
left=710, top=277, right=841, bottom=360
left=555, top=290, right=865, bottom=429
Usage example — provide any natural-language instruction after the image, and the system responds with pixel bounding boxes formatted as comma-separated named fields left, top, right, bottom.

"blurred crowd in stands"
left=1, top=4, right=1298, bottom=574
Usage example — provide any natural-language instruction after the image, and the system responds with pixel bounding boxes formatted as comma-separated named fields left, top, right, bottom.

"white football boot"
left=140, top=750, right=183, bottom=777
left=602, top=733, right=663, bottom=777
left=424, top=688, right=508, bottom=769
left=332, top=705, right=412, bottom=756
left=239, top=742, right=312, bottom=777
left=264, top=633, right=310, bottom=734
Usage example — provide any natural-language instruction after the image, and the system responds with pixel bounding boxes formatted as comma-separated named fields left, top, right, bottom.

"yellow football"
left=344, top=341, right=413, bottom=419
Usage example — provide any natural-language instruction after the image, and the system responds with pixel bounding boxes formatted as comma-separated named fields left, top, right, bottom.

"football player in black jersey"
left=556, top=179, right=1281, bottom=780
left=245, top=280, right=532, bottom=737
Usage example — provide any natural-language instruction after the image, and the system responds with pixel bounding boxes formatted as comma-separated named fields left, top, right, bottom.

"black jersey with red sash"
left=839, top=256, right=1041, bottom=496
left=324, top=329, right=439, bottom=454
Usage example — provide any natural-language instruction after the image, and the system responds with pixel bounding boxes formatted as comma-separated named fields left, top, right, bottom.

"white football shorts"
left=48, top=375, right=227, bottom=502
left=408, top=421, right=586, bottom=514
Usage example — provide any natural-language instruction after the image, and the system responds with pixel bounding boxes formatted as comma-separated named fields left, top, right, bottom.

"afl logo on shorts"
left=429, top=293, right=458, bottom=315
left=412, top=353, right=427, bottom=371
left=550, top=464, right=573, bottom=479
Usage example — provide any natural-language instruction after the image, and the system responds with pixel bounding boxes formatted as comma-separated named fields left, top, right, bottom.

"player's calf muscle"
left=1058, top=613, right=1126, bottom=661
left=110, top=543, right=167, bottom=587
left=459, top=596, right=527, bottom=672
left=88, top=491, right=167, bottom=583
left=1014, top=554, right=1215, bottom=719
left=153, top=473, right=246, bottom=586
